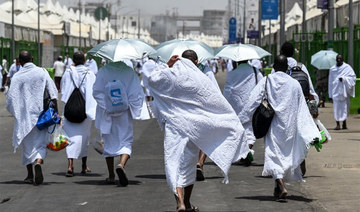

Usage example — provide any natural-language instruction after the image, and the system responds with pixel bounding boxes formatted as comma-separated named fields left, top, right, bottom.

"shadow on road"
left=135, top=174, right=166, bottom=179
left=235, top=195, right=315, bottom=203
left=0, top=180, right=65, bottom=185
left=73, top=179, right=142, bottom=186
left=51, top=172, right=103, bottom=177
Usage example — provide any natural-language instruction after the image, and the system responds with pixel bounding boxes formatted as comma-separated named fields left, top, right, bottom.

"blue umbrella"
left=311, top=50, right=338, bottom=70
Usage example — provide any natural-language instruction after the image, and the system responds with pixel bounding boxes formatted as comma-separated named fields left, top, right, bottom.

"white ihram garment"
left=93, top=62, right=144, bottom=157
left=239, top=72, right=321, bottom=182
left=224, top=63, right=263, bottom=146
left=85, top=59, right=98, bottom=75
left=6, top=63, right=58, bottom=164
left=198, top=65, right=220, bottom=90
left=61, top=65, right=97, bottom=159
left=148, top=58, right=249, bottom=194
left=328, top=62, right=356, bottom=121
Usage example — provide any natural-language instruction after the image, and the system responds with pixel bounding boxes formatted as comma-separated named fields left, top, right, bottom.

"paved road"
left=0, top=70, right=358, bottom=212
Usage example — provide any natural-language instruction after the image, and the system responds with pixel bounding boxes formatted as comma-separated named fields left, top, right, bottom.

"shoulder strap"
left=69, top=66, right=88, bottom=88
left=264, top=76, right=269, bottom=99
left=253, top=67, right=258, bottom=84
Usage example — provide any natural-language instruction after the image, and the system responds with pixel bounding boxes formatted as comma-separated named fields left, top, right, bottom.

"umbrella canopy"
left=152, top=39, right=214, bottom=63
left=214, top=43, right=262, bottom=61
left=311, top=50, right=338, bottom=70
left=88, top=38, right=156, bottom=62
left=244, top=44, right=271, bottom=58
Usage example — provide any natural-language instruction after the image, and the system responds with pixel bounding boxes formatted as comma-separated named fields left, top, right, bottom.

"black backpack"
left=288, top=62, right=310, bottom=101
left=64, top=71, right=88, bottom=123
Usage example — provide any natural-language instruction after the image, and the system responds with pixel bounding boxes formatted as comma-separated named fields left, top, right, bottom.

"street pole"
left=137, top=9, right=140, bottom=39
left=11, top=0, right=15, bottom=61
left=99, top=9, right=102, bottom=43
left=37, top=0, right=41, bottom=66
left=301, top=0, right=306, bottom=63
left=258, top=0, right=261, bottom=46
left=79, top=0, right=81, bottom=49
left=279, top=0, right=285, bottom=45
left=268, top=20, right=271, bottom=63
left=328, top=0, right=334, bottom=50
left=348, top=0, right=354, bottom=67
left=242, top=0, right=246, bottom=43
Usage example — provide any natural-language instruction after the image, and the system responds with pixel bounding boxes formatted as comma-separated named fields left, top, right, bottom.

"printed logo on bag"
left=110, top=88, right=124, bottom=106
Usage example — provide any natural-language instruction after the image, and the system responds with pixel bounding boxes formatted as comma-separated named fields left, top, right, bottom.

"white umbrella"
left=311, top=50, right=338, bottom=70
left=215, top=43, right=262, bottom=62
left=88, top=38, right=156, bottom=62
left=152, top=39, right=214, bottom=63
left=244, top=44, right=271, bottom=58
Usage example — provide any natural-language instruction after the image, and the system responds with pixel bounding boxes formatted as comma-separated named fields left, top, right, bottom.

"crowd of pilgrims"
left=4, top=41, right=356, bottom=211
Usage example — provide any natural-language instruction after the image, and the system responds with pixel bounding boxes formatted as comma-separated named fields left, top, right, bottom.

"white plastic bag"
left=48, top=125, right=70, bottom=151
left=92, top=129, right=104, bottom=155
left=314, top=118, right=331, bottom=141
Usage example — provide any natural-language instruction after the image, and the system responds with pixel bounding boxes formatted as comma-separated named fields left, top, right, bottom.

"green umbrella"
left=88, top=38, right=156, bottom=62
left=152, top=39, right=214, bottom=63
left=311, top=50, right=338, bottom=70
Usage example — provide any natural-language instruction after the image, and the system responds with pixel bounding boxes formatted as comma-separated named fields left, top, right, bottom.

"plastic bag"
left=92, top=129, right=104, bottom=155
left=314, top=118, right=331, bottom=141
left=48, top=125, right=69, bottom=151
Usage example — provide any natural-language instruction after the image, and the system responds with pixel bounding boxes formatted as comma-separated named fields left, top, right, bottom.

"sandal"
left=66, top=170, right=74, bottom=177
left=185, top=205, right=199, bottom=212
left=116, top=165, right=128, bottom=186
left=24, top=178, right=34, bottom=184
left=81, top=167, right=91, bottom=175
left=104, top=178, right=116, bottom=185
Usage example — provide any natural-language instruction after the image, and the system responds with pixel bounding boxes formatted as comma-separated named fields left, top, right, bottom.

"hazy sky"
left=119, top=0, right=227, bottom=16
left=0, top=0, right=227, bottom=16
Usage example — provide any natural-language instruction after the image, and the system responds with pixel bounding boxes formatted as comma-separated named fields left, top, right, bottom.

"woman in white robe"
left=148, top=53, right=249, bottom=211
left=328, top=55, right=356, bottom=130
left=93, top=61, right=144, bottom=186
left=61, top=52, right=97, bottom=177
left=6, top=51, right=58, bottom=185
left=239, top=55, right=321, bottom=201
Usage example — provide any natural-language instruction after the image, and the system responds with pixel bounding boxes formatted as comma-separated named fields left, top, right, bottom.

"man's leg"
left=184, top=184, right=198, bottom=211
left=342, top=120, right=347, bottom=129
left=196, top=151, right=206, bottom=181
left=81, top=157, right=91, bottom=174
left=334, top=121, right=341, bottom=130
left=275, top=178, right=288, bottom=202
left=175, top=187, right=185, bottom=212
left=116, top=154, right=129, bottom=186
left=66, top=158, right=74, bottom=177
left=105, top=157, right=115, bottom=183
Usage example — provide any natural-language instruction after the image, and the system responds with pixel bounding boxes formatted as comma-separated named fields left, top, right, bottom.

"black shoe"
left=196, top=167, right=205, bottom=181
left=34, top=164, right=44, bottom=185
left=116, top=166, right=128, bottom=186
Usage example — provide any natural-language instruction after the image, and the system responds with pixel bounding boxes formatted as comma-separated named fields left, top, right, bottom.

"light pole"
left=38, top=0, right=41, bottom=66
left=279, top=0, right=285, bottom=45
left=348, top=0, right=354, bottom=67
left=328, top=0, right=334, bottom=50
left=301, top=0, right=306, bottom=63
left=11, top=0, right=15, bottom=61
left=79, top=0, right=81, bottom=49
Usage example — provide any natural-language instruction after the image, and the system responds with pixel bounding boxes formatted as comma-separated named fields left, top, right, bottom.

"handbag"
left=252, top=76, right=275, bottom=139
left=36, top=101, right=60, bottom=131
